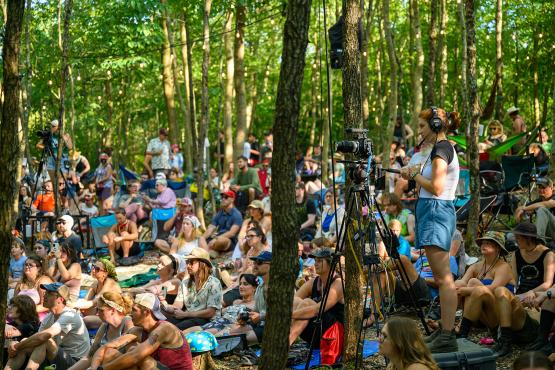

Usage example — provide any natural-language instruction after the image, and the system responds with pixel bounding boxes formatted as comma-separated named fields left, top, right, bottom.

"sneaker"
left=423, top=329, right=441, bottom=344
left=493, top=338, right=512, bottom=358
left=428, top=330, right=458, bottom=353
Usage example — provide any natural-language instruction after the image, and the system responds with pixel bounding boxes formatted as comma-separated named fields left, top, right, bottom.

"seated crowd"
left=7, top=116, right=555, bottom=369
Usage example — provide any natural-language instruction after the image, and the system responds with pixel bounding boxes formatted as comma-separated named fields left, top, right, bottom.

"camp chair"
left=454, top=168, right=470, bottom=208
left=456, top=195, right=497, bottom=233
left=89, top=214, right=117, bottom=256
left=147, top=207, right=177, bottom=243
left=500, top=155, right=535, bottom=192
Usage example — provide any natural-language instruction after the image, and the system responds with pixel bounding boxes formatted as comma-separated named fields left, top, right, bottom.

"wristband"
left=547, top=290, right=552, bottom=300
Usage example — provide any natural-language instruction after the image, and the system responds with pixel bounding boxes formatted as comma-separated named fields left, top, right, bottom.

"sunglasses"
left=56, top=220, right=66, bottom=225
left=253, top=260, right=269, bottom=265
left=246, top=234, right=259, bottom=239
left=24, top=263, right=37, bottom=268
left=93, top=266, right=106, bottom=272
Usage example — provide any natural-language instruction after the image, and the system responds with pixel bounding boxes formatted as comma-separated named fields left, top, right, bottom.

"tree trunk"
left=360, top=0, right=374, bottom=124
left=464, top=0, right=480, bottom=255
left=0, top=0, right=25, bottom=359
left=179, top=14, right=194, bottom=174
left=457, top=0, right=469, bottom=123
left=342, top=0, right=365, bottom=363
left=437, top=0, right=448, bottom=107
left=233, top=4, right=247, bottom=159
left=409, top=0, right=424, bottom=134
left=309, top=55, right=318, bottom=146
left=223, top=11, right=234, bottom=171
left=494, top=0, right=503, bottom=120
left=184, top=12, right=198, bottom=163
left=258, top=0, right=312, bottom=367
left=532, top=34, right=540, bottom=127
left=246, top=71, right=258, bottom=131
left=196, top=0, right=211, bottom=227
left=104, top=78, right=113, bottom=148
left=22, top=0, right=32, bottom=162
left=161, top=2, right=178, bottom=144
left=425, top=0, right=438, bottom=106
left=549, top=76, right=555, bottom=178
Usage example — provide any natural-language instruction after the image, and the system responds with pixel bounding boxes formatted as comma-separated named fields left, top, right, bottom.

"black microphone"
left=381, top=168, right=401, bottom=174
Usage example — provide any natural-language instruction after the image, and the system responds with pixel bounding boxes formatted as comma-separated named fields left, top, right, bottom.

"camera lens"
left=336, top=140, right=358, bottom=154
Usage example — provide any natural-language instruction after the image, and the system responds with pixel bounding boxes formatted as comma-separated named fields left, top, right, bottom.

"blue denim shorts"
left=415, top=198, right=456, bottom=252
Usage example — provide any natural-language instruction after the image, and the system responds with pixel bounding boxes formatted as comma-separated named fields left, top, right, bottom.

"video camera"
left=335, top=128, right=373, bottom=159
left=35, top=128, right=52, bottom=140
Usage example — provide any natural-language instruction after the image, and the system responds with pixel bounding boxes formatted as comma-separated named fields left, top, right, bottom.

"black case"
left=432, top=339, right=497, bottom=370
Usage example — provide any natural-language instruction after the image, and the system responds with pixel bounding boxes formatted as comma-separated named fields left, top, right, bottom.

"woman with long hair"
left=46, top=243, right=82, bottom=304
left=170, top=215, right=207, bottom=256
left=379, top=317, right=439, bottom=370
left=5, top=295, right=40, bottom=342
left=240, top=225, right=270, bottom=274
left=128, top=254, right=181, bottom=305
left=479, top=120, right=507, bottom=152
left=68, top=292, right=134, bottom=370
left=79, top=259, right=121, bottom=328
left=14, top=254, right=52, bottom=319
left=400, top=107, right=461, bottom=353
left=315, top=188, right=345, bottom=244
left=164, top=248, right=222, bottom=329
left=237, top=200, right=272, bottom=242
left=32, top=240, right=50, bottom=268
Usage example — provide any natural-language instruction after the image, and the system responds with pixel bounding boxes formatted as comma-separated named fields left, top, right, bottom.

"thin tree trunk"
left=541, top=84, right=550, bottom=126
left=464, top=0, right=480, bottom=255
left=196, top=0, right=211, bottom=227
left=309, top=47, right=318, bottom=146
left=160, top=1, right=178, bottom=144
left=342, top=0, right=365, bottom=363
left=0, top=0, right=7, bottom=24
left=233, top=5, right=247, bottom=159
left=223, top=11, right=234, bottom=171
left=458, top=0, right=469, bottom=123
left=179, top=14, right=194, bottom=173
left=360, top=0, right=374, bottom=123
left=409, top=0, right=424, bottom=136
left=425, top=0, right=438, bottom=106
left=0, top=0, right=25, bottom=359
left=68, top=65, right=75, bottom=140
left=184, top=12, right=198, bottom=162
left=549, top=76, right=555, bottom=178
left=246, top=71, right=258, bottom=131
left=259, top=0, right=312, bottom=367
left=532, top=34, right=540, bottom=127
left=22, top=0, right=32, bottom=162
left=438, top=0, right=448, bottom=107
left=494, top=0, right=504, bottom=120
left=104, top=78, right=113, bottom=148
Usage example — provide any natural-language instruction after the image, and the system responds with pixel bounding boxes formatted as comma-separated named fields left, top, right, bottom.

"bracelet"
left=547, top=290, right=552, bottom=300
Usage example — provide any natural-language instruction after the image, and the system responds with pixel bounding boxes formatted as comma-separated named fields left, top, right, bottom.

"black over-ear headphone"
left=429, top=106, right=443, bottom=133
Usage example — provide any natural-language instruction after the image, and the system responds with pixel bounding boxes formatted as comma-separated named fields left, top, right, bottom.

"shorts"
left=115, top=242, right=142, bottom=257
left=415, top=198, right=455, bottom=252
left=394, top=276, right=431, bottom=307
left=49, top=347, right=79, bottom=369
left=251, top=323, right=264, bottom=343
left=299, top=313, right=340, bottom=349
left=512, top=313, right=539, bottom=344
left=96, top=186, right=112, bottom=201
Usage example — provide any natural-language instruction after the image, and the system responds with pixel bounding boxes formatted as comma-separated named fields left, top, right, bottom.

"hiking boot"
left=423, top=329, right=441, bottom=344
left=427, top=330, right=458, bottom=353
left=493, top=338, right=512, bottom=358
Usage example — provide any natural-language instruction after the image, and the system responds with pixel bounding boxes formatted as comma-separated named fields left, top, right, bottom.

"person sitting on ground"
left=221, top=162, right=235, bottom=192
left=454, top=231, right=515, bottom=339
left=117, top=180, right=147, bottom=223
left=163, top=248, right=222, bottom=330
left=515, top=177, right=555, bottom=243
left=78, top=193, right=98, bottom=220
left=14, top=255, right=52, bottom=319
left=203, top=190, right=242, bottom=254
left=221, top=251, right=271, bottom=345
left=9, top=239, right=27, bottom=289
left=230, top=155, right=262, bottom=212
left=529, top=143, right=550, bottom=173
left=378, top=219, right=412, bottom=260
left=5, top=295, right=40, bottom=344
left=78, top=259, right=121, bottom=327
left=295, top=181, right=317, bottom=241
left=32, top=240, right=50, bottom=270
left=478, top=120, right=507, bottom=152
left=289, top=248, right=344, bottom=347
left=88, top=293, right=193, bottom=370
left=378, top=316, right=440, bottom=370
left=237, top=200, right=272, bottom=243
left=5, top=283, right=90, bottom=370
left=102, top=208, right=140, bottom=265
left=381, top=192, right=415, bottom=245
left=53, top=215, right=83, bottom=259
left=315, top=188, right=345, bottom=244
left=69, top=292, right=134, bottom=370
left=46, top=244, right=82, bottom=304
left=492, top=222, right=555, bottom=357
left=230, top=219, right=263, bottom=278
left=154, top=197, right=195, bottom=253
left=169, top=215, right=207, bottom=256
left=128, top=254, right=182, bottom=305
left=142, top=178, right=176, bottom=211
left=239, top=225, right=271, bottom=275
left=539, top=129, right=552, bottom=154
left=186, top=273, right=258, bottom=336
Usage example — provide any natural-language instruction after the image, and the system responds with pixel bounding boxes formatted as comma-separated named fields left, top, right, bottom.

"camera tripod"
left=303, top=160, right=430, bottom=370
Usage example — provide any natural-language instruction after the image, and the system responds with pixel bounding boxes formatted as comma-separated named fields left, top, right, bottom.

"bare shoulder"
left=406, top=363, right=433, bottom=370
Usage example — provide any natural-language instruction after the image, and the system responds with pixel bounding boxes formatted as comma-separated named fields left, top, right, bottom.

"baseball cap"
left=134, top=293, right=166, bottom=320
left=247, top=200, right=264, bottom=210
left=155, top=178, right=167, bottom=186
left=177, top=197, right=193, bottom=206
left=537, top=177, right=553, bottom=188
left=308, top=247, right=335, bottom=260
left=40, top=282, right=70, bottom=301
left=249, top=251, right=272, bottom=263
left=50, top=119, right=59, bottom=127
left=222, top=190, right=236, bottom=199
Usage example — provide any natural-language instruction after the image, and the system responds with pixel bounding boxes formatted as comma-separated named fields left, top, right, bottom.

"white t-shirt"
left=419, top=141, right=459, bottom=201
left=39, top=307, right=90, bottom=359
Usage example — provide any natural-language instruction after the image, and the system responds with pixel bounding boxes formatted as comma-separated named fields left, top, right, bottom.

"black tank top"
left=515, top=249, right=550, bottom=295
left=311, top=276, right=344, bottom=324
